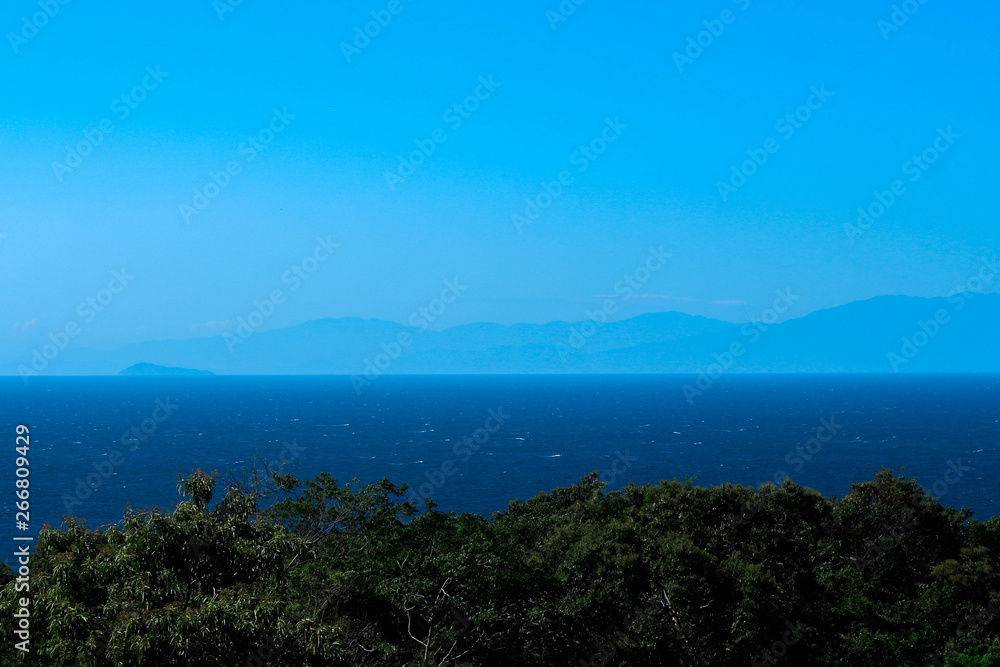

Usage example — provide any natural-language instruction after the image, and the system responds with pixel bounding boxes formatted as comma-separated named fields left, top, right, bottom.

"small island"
left=118, top=362, right=215, bottom=376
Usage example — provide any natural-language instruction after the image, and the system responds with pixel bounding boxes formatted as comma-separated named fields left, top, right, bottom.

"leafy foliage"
left=3, top=467, right=1000, bottom=665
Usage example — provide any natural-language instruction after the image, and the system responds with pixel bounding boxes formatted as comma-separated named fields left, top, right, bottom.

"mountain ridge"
left=7, top=294, right=999, bottom=376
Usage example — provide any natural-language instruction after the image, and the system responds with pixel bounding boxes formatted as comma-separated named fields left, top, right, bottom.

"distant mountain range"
left=7, top=294, right=1000, bottom=376
left=118, top=363, right=215, bottom=377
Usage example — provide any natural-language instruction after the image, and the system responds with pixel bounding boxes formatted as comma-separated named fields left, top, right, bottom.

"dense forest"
left=3, top=466, right=1000, bottom=666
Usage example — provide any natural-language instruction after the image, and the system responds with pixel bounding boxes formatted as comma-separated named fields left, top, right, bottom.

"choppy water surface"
left=1, top=374, right=996, bottom=567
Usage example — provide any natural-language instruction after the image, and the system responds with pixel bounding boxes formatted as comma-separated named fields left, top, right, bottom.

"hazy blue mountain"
left=7, top=294, right=999, bottom=376
left=743, top=294, right=1000, bottom=372
left=118, top=363, right=215, bottom=376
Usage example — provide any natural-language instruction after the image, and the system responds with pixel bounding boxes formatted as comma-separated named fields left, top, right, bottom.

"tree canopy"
left=3, top=467, right=1000, bottom=666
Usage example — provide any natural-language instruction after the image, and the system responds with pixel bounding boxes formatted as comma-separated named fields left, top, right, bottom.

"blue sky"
left=1, top=0, right=997, bottom=349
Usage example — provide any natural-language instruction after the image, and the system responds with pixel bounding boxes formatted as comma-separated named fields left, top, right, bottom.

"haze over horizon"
left=1, top=0, right=997, bottom=351
left=4, top=292, right=999, bottom=377
left=72, top=287, right=1000, bottom=342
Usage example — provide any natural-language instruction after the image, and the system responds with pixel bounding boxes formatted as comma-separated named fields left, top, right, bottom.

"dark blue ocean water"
left=1, top=375, right=997, bottom=568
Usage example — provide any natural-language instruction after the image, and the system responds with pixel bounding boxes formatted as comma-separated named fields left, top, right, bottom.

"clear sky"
left=1, top=0, right=997, bottom=349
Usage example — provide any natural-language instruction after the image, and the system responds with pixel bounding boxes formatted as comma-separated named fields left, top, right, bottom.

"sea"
left=1, top=374, right=997, bottom=568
